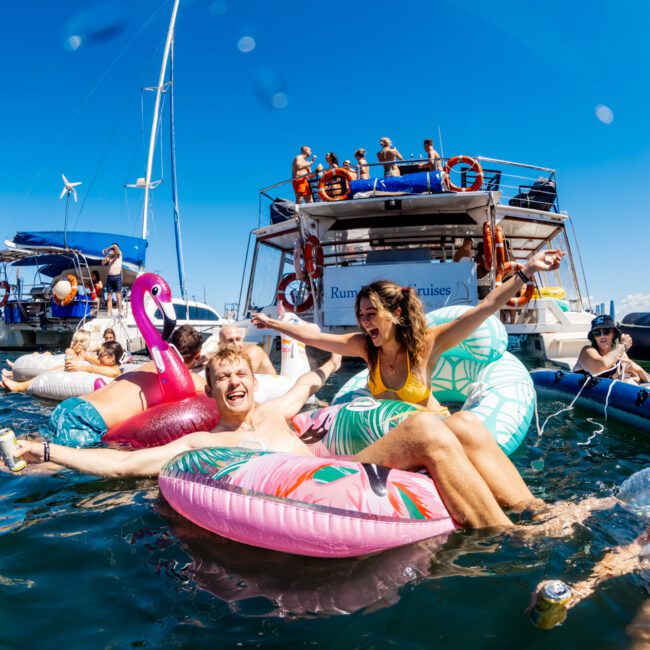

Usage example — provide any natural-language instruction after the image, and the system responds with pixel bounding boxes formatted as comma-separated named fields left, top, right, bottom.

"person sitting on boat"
left=453, top=237, right=474, bottom=263
left=354, top=148, right=370, bottom=180
left=419, top=138, right=443, bottom=173
left=9, top=347, right=596, bottom=533
left=574, top=315, right=650, bottom=384
left=218, top=324, right=276, bottom=375
left=2, top=339, right=123, bottom=396
left=342, top=159, right=357, bottom=180
left=291, top=145, right=317, bottom=205
left=88, top=270, right=103, bottom=313
left=102, top=243, right=123, bottom=317
left=252, top=249, right=565, bottom=506
left=377, top=137, right=403, bottom=177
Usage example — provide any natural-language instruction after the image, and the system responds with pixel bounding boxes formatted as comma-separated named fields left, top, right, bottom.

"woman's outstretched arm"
left=252, top=313, right=367, bottom=359
left=430, top=249, right=565, bottom=359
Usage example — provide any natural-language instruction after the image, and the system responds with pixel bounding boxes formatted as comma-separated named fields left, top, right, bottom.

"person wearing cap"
left=573, top=315, right=649, bottom=383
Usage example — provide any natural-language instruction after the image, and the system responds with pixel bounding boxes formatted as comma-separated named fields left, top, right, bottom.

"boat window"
left=249, top=243, right=284, bottom=310
left=154, top=305, right=220, bottom=321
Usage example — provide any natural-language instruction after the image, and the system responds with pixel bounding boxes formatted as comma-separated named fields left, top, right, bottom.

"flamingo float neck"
left=131, top=273, right=196, bottom=402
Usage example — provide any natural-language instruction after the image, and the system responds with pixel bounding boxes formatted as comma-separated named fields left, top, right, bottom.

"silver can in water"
left=0, top=427, right=27, bottom=473
left=529, top=580, right=573, bottom=629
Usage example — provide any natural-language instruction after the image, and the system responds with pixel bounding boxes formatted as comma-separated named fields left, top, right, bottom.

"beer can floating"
left=0, top=428, right=27, bottom=473
left=529, top=580, right=572, bottom=629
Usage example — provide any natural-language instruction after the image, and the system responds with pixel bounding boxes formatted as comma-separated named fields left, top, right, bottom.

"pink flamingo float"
left=102, top=273, right=219, bottom=448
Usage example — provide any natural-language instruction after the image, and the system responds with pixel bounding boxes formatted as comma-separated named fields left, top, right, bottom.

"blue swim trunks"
left=45, top=397, right=108, bottom=447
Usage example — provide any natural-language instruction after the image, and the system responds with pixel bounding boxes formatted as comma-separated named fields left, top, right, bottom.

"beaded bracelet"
left=43, top=440, right=50, bottom=463
left=516, top=269, right=531, bottom=284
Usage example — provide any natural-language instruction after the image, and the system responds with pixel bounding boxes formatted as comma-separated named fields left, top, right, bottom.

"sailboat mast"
left=169, top=38, right=188, bottom=303
left=141, top=0, right=180, bottom=243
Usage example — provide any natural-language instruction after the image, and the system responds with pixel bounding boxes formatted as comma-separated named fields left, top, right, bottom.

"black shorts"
left=105, top=274, right=122, bottom=293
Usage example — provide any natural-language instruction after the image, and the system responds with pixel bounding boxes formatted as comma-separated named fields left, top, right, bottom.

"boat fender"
left=53, top=274, right=79, bottom=306
left=444, top=155, right=484, bottom=193
left=317, top=168, right=352, bottom=202
left=0, top=281, right=9, bottom=307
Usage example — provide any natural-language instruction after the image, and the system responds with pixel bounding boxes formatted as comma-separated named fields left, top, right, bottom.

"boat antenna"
left=141, top=0, right=180, bottom=248
left=59, top=173, right=82, bottom=248
left=438, top=126, right=445, bottom=159
left=169, top=37, right=188, bottom=304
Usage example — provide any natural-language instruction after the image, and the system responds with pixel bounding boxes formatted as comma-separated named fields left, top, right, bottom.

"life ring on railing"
left=496, top=262, right=535, bottom=307
left=494, top=225, right=507, bottom=269
left=482, top=222, right=493, bottom=269
left=304, top=235, right=324, bottom=279
left=0, top=281, right=9, bottom=308
left=318, top=168, right=353, bottom=202
left=444, top=155, right=484, bottom=193
left=53, top=274, right=78, bottom=307
left=277, top=273, right=313, bottom=313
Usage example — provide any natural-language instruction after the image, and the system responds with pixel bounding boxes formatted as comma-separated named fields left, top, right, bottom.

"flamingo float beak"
left=159, top=301, right=177, bottom=341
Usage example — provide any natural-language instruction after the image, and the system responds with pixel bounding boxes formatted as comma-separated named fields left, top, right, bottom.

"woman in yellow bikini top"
left=252, top=251, right=564, bottom=415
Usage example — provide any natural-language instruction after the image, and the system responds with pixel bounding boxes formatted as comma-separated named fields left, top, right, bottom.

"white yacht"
left=238, top=155, right=592, bottom=368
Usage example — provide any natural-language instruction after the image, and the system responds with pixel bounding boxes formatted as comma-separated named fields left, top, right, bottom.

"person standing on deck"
left=420, top=138, right=443, bottom=172
left=354, top=148, right=370, bottom=179
left=102, top=243, right=123, bottom=317
left=291, top=146, right=317, bottom=204
left=377, top=137, right=403, bottom=177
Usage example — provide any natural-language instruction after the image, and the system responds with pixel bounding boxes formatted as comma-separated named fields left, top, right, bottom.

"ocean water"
left=1, top=351, right=649, bottom=649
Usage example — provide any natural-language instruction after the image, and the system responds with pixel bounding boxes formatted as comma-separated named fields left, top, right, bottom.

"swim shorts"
left=45, top=397, right=108, bottom=447
left=105, top=273, right=122, bottom=293
left=292, top=177, right=311, bottom=199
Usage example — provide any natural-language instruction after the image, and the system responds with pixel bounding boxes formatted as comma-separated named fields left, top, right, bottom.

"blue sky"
left=1, top=0, right=648, bottom=316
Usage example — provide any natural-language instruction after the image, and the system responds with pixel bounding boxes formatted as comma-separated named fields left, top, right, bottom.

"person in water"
left=218, top=324, right=277, bottom=375
left=574, top=315, right=649, bottom=384
left=8, top=347, right=584, bottom=530
left=252, top=249, right=565, bottom=516
left=18, top=326, right=204, bottom=448
left=2, top=337, right=121, bottom=393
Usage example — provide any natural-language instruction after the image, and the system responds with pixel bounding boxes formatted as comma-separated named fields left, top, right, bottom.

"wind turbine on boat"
left=59, top=173, right=82, bottom=248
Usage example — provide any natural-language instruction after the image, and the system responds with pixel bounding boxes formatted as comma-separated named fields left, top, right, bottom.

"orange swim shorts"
left=292, top=177, right=311, bottom=198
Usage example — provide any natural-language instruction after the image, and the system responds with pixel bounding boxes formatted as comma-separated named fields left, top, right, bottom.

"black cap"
left=588, top=314, right=621, bottom=344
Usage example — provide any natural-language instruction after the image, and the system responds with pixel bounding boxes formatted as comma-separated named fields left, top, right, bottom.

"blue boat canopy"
left=12, top=231, right=147, bottom=268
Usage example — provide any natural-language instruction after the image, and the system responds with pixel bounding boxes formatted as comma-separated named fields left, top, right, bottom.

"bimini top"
left=5, top=231, right=147, bottom=269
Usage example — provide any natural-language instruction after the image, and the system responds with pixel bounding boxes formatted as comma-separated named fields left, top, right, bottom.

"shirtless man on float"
left=291, top=146, right=317, bottom=204
left=218, top=324, right=277, bottom=375
left=9, top=348, right=593, bottom=531
left=377, top=136, right=403, bottom=177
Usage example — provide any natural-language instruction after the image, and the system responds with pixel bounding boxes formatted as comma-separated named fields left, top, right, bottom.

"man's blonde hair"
left=206, top=348, right=254, bottom=388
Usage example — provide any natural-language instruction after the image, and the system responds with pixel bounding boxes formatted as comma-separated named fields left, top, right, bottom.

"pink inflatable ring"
left=159, top=446, right=457, bottom=558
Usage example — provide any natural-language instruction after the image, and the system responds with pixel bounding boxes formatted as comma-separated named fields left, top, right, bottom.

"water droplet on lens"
left=595, top=104, right=614, bottom=124
left=210, top=0, right=227, bottom=16
left=66, top=35, right=83, bottom=51
left=237, top=36, right=256, bottom=53
left=271, top=92, right=289, bottom=109
left=62, top=4, right=126, bottom=51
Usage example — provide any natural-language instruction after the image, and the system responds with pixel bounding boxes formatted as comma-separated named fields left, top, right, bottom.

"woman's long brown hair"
left=354, top=280, right=428, bottom=377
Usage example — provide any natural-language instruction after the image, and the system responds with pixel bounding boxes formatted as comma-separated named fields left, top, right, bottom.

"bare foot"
left=2, top=375, right=26, bottom=393
left=2, top=369, right=12, bottom=379
left=6, top=360, right=14, bottom=368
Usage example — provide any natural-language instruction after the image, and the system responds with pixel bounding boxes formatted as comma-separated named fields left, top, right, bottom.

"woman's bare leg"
left=444, top=410, right=541, bottom=510
left=2, top=376, right=31, bottom=393
left=354, top=412, right=512, bottom=528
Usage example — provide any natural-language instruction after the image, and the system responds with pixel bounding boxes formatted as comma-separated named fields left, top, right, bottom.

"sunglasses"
left=592, top=328, right=613, bottom=337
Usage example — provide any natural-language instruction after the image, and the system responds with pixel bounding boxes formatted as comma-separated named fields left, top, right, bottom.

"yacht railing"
left=257, top=156, right=559, bottom=226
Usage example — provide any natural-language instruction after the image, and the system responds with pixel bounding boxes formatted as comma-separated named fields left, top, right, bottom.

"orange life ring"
left=53, top=274, right=78, bottom=307
left=318, top=168, right=353, bottom=202
left=496, top=262, right=535, bottom=307
left=277, top=273, right=313, bottom=313
left=0, top=281, right=9, bottom=308
left=444, top=155, right=484, bottom=193
left=494, top=225, right=507, bottom=269
left=303, top=235, right=324, bottom=279
left=482, top=222, right=493, bottom=269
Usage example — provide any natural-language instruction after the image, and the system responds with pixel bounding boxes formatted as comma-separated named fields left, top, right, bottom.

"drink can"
left=529, top=580, right=572, bottom=629
left=0, top=427, right=27, bottom=472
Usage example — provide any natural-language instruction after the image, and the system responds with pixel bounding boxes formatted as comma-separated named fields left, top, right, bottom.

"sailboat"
left=0, top=0, right=225, bottom=352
